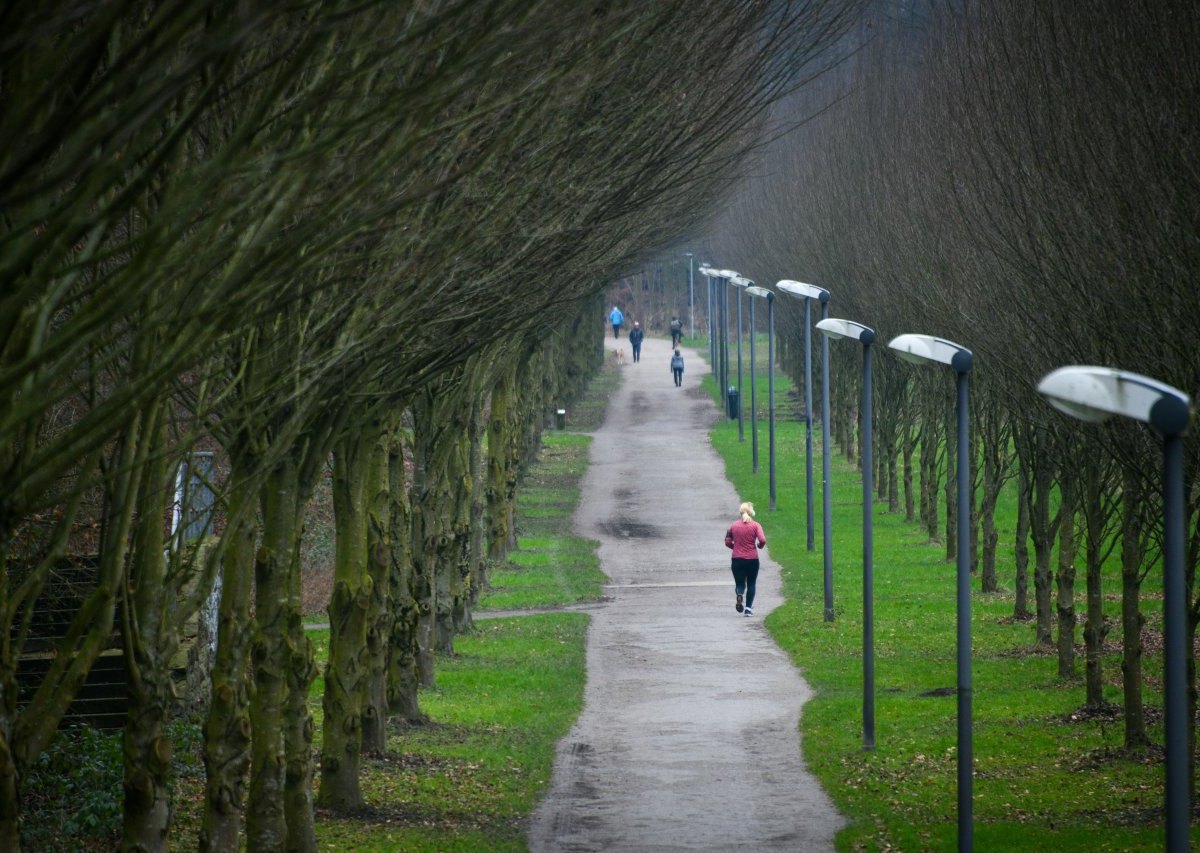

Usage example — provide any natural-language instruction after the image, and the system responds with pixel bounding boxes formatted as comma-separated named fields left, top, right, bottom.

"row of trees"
left=705, top=0, right=1200, bottom=794
left=0, top=0, right=856, bottom=848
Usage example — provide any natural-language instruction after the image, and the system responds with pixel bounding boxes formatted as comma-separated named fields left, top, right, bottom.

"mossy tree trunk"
left=121, top=401, right=176, bottom=851
left=466, top=395, right=489, bottom=617
left=362, top=421, right=393, bottom=756
left=318, top=424, right=376, bottom=811
left=386, top=422, right=421, bottom=721
left=487, top=363, right=521, bottom=560
left=247, top=453, right=301, bottom=848
left=201, top=462, right=257, bottom=850
left=410, top=381, right=466, bottom=677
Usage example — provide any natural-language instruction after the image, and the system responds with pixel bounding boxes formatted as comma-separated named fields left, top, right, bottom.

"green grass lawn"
left=478, top=431, right=607, bottom=612
left=701, top=355, right=1188, bottom=851
left=310, top=613, right=587, bottom=852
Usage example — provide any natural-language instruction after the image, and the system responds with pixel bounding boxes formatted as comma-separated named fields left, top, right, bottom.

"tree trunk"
left=467, top=396, right=489, bottom=611
left=386, top=426, right=422, bottom=722
left=247, top=456, right=300, bottom=849
left=487, top=365, right=520, bottom=560
left=903, top=424, right=915, bottom=522
left=122, top=405, right=174, bottom=851
left=201, top=475, right=256, bottom=850
left=1014, top=462, right=1031, bottom=620
left=1030, top=460, right=1056, bottom=647
left=284, top=615, right=319, bottom=853
left=318, top=429, right=373, bottom=811
left=1055, top=478, right=1077, bottom=679
left=362, top=428, right=392, bottom=756
left=980, top=486, right=998, bottom=593
left=1082, top=464, right=1109, bottom=709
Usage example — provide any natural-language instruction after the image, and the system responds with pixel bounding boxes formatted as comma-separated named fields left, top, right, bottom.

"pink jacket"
left=724, top=519, right=766, bottom=559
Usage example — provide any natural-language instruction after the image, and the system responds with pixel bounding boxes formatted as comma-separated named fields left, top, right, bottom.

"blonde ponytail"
left=738, top=501, right=755, bottom=523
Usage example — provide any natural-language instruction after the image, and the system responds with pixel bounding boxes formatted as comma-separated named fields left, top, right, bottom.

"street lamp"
left=1037, top=366, right=1192, bottom=852
left=699, top=264, right=717, bottom=375
left=746, top=286, right=775, bottom=508
left=731, top=275, right=754, bottom=441
left=778, top=280, right=834, bottom=620
left=888, top=332, right=974, bottom=853
left=817, top=318, right=876, bottom=752
left=718, top=269, right=739, bottom=417
left=683, top=252, right=694, bottom=345
left=748, top=288, right=760, bottom=473
left=777, top=280, right=829, bottom=558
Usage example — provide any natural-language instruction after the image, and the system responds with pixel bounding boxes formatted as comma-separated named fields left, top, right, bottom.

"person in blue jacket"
left=609, top=305, right=624, bottom=338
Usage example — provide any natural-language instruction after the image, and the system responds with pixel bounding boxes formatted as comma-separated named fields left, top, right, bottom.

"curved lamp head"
left=776, top=279, right=830, bottom=303
left=888, top=333, right=973, bottom=373
left=1037, top=366, right=1191, bottom=436
left=718, top=268, right=739, bottom=280
left=744, top=285, right=773, bottom=301
left=698, top=264, right=716, bottom=277
left=730, top=275, right=754, bottom=288
left=817, top=318, right=875, bottom=345
left=683, top=251, right=693, bottom=258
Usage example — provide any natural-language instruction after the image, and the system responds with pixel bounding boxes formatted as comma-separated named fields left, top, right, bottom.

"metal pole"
left=767, top=294, right=776, bottom=510
left=749, top=298, right=758, bottom=473
left=821, top=296, right=834, bottom=622
left=736, top=287, right=744, bottom=440
left=955, top=366, right=973, bottom=853
left=804, top=300, right=815, bottom=551
left=700, top=274, right=710, bottom=364
left=862, top=335, right=875, bottom=751
left=723, top=280, right=731, bottom=416
left=687, top=254, right=694, bottom=348
left=1161, top=431, right=1188, bottom=852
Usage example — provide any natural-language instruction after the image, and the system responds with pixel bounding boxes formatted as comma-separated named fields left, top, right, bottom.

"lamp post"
left=888, top=332, right=974, bottom=853
left=779, top=280, right=834, bottom=619
left=746, top=286, right=775, bottom=508
left=699, top=264, right=716, bottom=375
left=817, top=318, right=876, bottom=751
left=731, top=275, right=753, bottom=441
left=684, top=252, right=694, bottom=345
left=1037, top=366, right=1192, bottom=852
left=748, top=290, right=760, bottom=473
left=777, top=281, right=829, bottom=557
left=716, top=269, right=738, bottom=417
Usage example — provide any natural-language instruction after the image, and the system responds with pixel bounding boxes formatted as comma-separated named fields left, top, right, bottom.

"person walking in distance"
left=669, top=314, right=684, bottom=348
left=609, top=305, right=624, bottom=338
left=629, top=322, right=644, bottom=362
left=724, top=501, right=767, bottom=616
left=670, top=348, right=685, bottom=387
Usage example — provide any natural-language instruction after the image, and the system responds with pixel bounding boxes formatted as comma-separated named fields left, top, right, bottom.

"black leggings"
left=731, top=558, right=760, bottom=608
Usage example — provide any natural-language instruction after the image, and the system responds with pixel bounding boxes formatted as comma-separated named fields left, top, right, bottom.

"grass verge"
left=700, top=358, right=1189, bottom=852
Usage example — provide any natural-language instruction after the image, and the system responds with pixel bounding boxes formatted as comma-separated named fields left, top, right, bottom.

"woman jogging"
left=724, top=501, right=767, bottom=616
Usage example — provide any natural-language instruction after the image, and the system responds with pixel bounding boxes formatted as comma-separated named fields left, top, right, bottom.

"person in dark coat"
left=628, top=322, right=644, bottom=362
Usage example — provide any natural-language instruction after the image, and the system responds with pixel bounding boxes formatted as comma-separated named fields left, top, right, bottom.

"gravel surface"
left=527, top=333, right=845, bottom=852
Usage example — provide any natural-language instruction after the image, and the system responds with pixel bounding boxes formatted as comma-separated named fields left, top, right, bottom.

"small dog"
left=612, top=347, right=627, bottom=365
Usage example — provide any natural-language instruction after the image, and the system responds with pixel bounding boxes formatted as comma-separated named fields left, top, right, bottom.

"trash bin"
left=726, top=387, right=739, bottom=420
left=555, top=409, right=566, bottom=429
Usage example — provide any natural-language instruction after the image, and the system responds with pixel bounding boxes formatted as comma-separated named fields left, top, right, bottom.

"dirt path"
left=527, top=332, right=844, bottom=851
